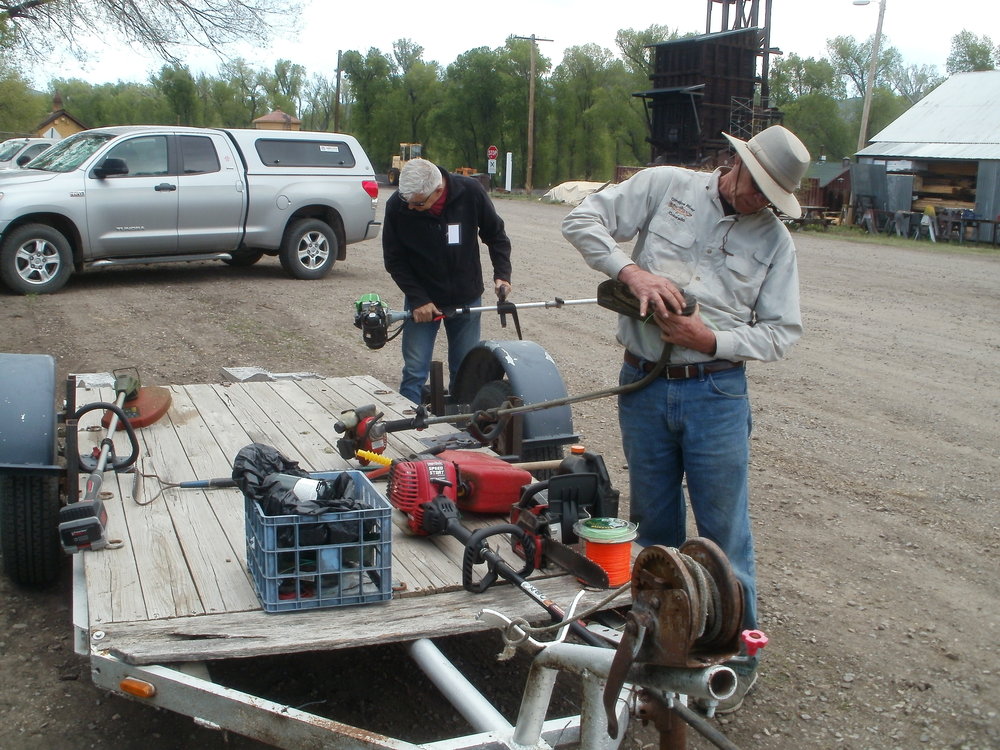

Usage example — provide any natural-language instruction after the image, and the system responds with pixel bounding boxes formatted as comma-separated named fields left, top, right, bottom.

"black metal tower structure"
left=633, top=0, right=781, bottom=167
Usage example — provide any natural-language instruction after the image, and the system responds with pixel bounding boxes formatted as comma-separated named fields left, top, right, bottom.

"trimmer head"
left=100, top=385, right=172, bottom=430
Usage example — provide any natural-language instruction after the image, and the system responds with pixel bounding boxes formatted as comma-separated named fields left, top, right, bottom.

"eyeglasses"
left=404, top=186, right=441, bottom=209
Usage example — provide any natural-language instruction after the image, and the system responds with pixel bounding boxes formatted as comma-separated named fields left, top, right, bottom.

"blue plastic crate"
left=245, top=470, right=392, bottom=612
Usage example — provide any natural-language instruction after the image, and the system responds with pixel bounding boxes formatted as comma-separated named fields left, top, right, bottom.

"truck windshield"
left=0, top=140, right=25, bottom=161
left=27, top=133, right=115, bottom=172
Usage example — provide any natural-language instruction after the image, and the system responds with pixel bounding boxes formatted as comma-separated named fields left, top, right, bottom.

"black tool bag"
left=233, top=443, right=371, bottom=546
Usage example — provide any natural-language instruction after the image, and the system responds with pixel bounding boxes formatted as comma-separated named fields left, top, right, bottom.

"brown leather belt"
left=624, top=350, right=744, bottom=380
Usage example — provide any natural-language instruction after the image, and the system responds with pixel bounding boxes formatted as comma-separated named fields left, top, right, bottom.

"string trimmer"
left=354, top=291, right=600, bottom=349
left=340, top=280, right=697, bottom=459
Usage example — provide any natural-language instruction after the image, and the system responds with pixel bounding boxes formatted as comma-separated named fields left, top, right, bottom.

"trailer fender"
left=0, top=352, right=58, bottom=470
left=451, top=340, right=578, bottom=451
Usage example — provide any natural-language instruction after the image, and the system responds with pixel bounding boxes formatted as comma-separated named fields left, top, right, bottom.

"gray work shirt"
left=561, top=165, right=802, bottom=364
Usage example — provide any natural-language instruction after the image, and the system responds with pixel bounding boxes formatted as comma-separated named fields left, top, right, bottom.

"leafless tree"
left=0, top=0, right=300, bottom=64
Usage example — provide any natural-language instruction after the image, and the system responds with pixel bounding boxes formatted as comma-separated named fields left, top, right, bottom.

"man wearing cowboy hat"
left=562, top=124, right=810, bottom=714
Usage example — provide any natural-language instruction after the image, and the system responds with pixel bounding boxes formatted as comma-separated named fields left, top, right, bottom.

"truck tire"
left=0, top=224, right=73, bottom=295
left=224, top=249, right=264, bottom=267
left=0, top=474, right=63, bottom=587
left=279, top=218, right=337, bottom=280
left=387, top=168, right=400, bottom=186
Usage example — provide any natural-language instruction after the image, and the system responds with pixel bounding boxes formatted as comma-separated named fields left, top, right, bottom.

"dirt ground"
left=1, top=187, right=998, bottom=750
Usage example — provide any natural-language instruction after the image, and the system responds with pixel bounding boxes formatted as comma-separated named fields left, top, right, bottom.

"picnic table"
left=783, top=205, right=834, bottom=230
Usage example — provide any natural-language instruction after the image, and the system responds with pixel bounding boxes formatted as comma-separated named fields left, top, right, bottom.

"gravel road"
left=1, top=187, right=997, bottom=750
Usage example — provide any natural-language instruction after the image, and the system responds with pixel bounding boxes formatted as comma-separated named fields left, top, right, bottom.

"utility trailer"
left=1, top=353, right=751, bottom=750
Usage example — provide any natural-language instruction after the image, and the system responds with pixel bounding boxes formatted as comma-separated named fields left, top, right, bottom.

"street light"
left=853, top=0, right=887, bottom=152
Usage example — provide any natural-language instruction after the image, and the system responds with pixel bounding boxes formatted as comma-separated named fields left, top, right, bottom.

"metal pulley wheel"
left=630, top=539, right=744, bottom=668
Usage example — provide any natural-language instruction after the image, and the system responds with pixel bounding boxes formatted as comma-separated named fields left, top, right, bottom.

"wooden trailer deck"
left=74, top=375, right=615, bottom=667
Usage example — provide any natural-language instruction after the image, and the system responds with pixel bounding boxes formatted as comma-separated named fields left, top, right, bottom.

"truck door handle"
left=154, top=183, right=177, bottom=192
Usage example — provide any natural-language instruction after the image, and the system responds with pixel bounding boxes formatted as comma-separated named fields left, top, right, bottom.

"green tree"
left=551, top=44, right=619, bottom=182
left=780, top=93, right=853, bottom=162
left=946, top=31, right=997, bottom=73
left=827, top=34, right=901, bottom=97
left=389, top=40, right=442, bottom=146
left=202, top=76, right=251, bottom=128
left=0, top=58, right=47, bottom=135
left=300, top=73, right=338, bottom=132
left=47, top=78, right=174, bottom=127
left=615, top=25, right=677, bottom=77
left=340, top=48, right=395, bottom=169
left=152, top=65, right=198, bottom=125
left=614, top=26, right=678, bottom=167
left=265, top=59, right=307, bottom=116
left=219, top=58, right=269, bottom=124
left=889, top=63, right=944, bottom=104
left=770, top=54, right=845, bottom=106
left=435, top=47, right=506, bottom=169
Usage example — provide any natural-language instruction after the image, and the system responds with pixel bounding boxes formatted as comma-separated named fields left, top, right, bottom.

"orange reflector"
left=119, top=677, right=157, bottom=699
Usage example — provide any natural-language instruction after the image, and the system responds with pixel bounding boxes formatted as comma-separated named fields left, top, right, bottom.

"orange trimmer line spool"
left=581, top=538, right=633, bottom=587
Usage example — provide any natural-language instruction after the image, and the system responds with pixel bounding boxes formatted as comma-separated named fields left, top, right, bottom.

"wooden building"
left=855, top=70, right=1000, bottom=242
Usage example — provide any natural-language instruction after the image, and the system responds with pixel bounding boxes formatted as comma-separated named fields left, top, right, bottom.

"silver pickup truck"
left=0, top=126, right=381, bottom=294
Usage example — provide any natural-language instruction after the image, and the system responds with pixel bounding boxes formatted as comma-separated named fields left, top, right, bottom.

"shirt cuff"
left=713, top=329, right=736, bottom=360
left=601, top=250, right=635, bottom=280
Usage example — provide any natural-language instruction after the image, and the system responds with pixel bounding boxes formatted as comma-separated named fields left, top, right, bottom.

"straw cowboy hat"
left=723, top=125, right=810, bottom=218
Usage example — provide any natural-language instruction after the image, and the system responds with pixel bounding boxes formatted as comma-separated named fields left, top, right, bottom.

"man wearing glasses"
left=383, top=158, right=513, bottom=404
left=562, top=125, right=810, bottom=715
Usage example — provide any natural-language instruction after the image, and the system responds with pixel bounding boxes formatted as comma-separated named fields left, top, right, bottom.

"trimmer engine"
left=387, top=451, right=533, bottom=534
left=354, top=293, right=407, bottom=350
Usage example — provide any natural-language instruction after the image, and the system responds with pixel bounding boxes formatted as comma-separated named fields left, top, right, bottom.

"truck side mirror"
left=93, top=158, right=129, bottom=179
left=16, top=154, right=30, bottom=167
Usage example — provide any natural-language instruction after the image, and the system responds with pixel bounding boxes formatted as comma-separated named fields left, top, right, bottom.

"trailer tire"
left=224, top=249, right=264, bottom=267
left=279, top=219, right=337, bottom=280
left=0, top=224, right=73, bottom=295
left=0, top=474, right=63, bottom=587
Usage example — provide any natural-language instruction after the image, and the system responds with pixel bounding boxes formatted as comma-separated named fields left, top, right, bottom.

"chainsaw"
left=386, top=458, right=609, bottom=649
left=386, top=450, right=609, bottom=588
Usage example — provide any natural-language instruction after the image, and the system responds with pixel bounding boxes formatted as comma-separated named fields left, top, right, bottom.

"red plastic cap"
left=741, top=629, right=769, bottom=657
left=570, top=444, right=586, bottom=454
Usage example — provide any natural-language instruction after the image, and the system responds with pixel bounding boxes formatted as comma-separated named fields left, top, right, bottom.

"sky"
left=29, top=0, right=1000, bottom=88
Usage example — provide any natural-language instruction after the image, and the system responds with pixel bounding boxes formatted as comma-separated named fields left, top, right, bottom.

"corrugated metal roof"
left=857, top=142, right=1000, bottom=160
left=859, top=71, right=1000, bottom=159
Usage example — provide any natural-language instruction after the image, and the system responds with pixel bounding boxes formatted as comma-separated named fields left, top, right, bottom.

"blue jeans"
left=399, top=296, right=482, bottom=404
left=618, top=360, right=758, bottom=630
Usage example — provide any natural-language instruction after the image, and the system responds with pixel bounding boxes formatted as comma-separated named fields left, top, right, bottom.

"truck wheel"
left=0, top=224, right=73, bottom=294
left=224, top=249, right=264, bottom=267
left=387, top=169, right=400, bottom=186
left=0, top=474, right=63, bottom=587
left=279, top=219, right=337, bottom=280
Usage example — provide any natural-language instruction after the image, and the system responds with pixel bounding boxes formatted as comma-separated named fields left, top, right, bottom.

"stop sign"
left=487, top=145, right=498, bottom=160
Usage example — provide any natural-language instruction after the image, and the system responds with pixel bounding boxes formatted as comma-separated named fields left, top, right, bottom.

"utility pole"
left=847, top=0, right=887, bottom=226
left=856, top=0, right=886, bottom=153
left=334, top=50, right=342, bottom=132
left=513, top=35, right=552, bottom=194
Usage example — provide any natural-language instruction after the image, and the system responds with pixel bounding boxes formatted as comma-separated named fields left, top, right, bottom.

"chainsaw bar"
left=544, top=538, right=610, bottom=589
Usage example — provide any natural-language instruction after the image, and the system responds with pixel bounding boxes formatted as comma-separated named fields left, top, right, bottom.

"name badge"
left=447, top=224, right=461, bottom=244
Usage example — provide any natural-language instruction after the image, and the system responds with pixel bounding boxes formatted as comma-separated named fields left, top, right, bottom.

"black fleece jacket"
left=382, top=166, right=512, bottom=309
